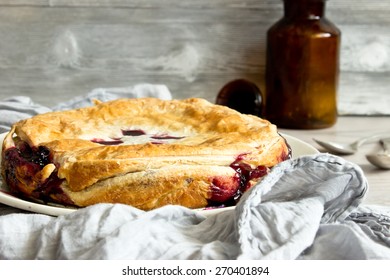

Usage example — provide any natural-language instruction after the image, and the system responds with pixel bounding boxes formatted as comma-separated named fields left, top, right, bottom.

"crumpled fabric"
left=0, top=88, right=390, bottom=260
left=0, top=96, right=51, bottom=133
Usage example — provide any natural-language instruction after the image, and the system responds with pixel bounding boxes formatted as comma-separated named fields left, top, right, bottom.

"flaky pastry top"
left=2, top=98, right=289, bottom=192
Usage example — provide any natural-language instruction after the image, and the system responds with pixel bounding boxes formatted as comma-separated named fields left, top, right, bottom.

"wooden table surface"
left=279, top=116, right=390, bottom=207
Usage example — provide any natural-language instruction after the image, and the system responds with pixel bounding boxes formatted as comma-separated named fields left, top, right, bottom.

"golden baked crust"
left=1, top=98, right=290, bottom=210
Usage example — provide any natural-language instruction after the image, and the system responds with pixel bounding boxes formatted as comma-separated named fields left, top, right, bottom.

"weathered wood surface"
left=0, top=0, right=389, bottom=115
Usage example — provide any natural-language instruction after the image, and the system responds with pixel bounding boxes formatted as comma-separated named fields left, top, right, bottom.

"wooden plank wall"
left=0, top=0, right=389, bottom=115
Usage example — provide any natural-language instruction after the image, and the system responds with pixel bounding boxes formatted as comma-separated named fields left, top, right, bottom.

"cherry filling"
left=150, top=134, right=185, bottom=140
left=208, top=158, right=268, bottom=207
left=3, top=141, right=70, bottom=204
left=121, top=129, right=146, bottom=136
left=230, top=161, right=268, bottom=197
left=91, top=138, right=124, bottom=145
left=209, top=137, right=292, bottom=207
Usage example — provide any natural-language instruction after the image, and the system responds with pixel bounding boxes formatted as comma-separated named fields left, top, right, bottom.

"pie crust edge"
left=1, top=98, right=290, bottom=210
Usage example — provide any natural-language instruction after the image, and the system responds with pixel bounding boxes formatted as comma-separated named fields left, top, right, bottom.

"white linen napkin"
left=0, top=86, right=390, bottom=260
left=0, top=96, right=51, bottom=133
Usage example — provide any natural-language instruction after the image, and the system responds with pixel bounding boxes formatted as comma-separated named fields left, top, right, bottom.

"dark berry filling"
left=207, top=136, right=291, bottom=208
left=3, top=141, right=71, bottom=205
left=209, top=175, right=241, bottom=203
left=208, top=156, right=269, bottom=207
left=91, top=138, right=124, bottom=145
left=230, top=160, right=268, bottom=198
left=150, top=134, right=185, bottom=140
left=121, top=129, right=146, bottom=136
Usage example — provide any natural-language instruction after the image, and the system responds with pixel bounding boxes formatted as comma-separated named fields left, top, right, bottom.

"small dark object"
left=216, top=79, right=262, bottom=116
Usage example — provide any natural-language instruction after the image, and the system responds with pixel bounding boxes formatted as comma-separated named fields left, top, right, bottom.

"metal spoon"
left=366, top=138, right=390, bottom=170
left=313, top=132, right=390, bottom=155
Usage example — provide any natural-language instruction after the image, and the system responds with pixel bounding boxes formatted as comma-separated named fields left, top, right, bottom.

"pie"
left=1, top=98, right=290, bottom=210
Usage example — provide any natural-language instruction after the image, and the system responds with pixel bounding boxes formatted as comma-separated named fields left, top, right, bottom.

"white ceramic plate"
left=0, top=132, right=318, bottom=216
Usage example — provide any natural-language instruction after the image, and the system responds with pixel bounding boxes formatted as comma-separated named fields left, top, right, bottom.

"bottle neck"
left=283, top=0, right=326, bottom=19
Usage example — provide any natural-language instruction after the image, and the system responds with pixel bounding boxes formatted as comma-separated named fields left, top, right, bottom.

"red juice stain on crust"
left=92, top=130, right=185, bottom=145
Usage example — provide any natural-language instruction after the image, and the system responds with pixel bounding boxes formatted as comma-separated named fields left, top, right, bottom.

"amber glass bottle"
left=265, top=0, right=341, bottom=129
